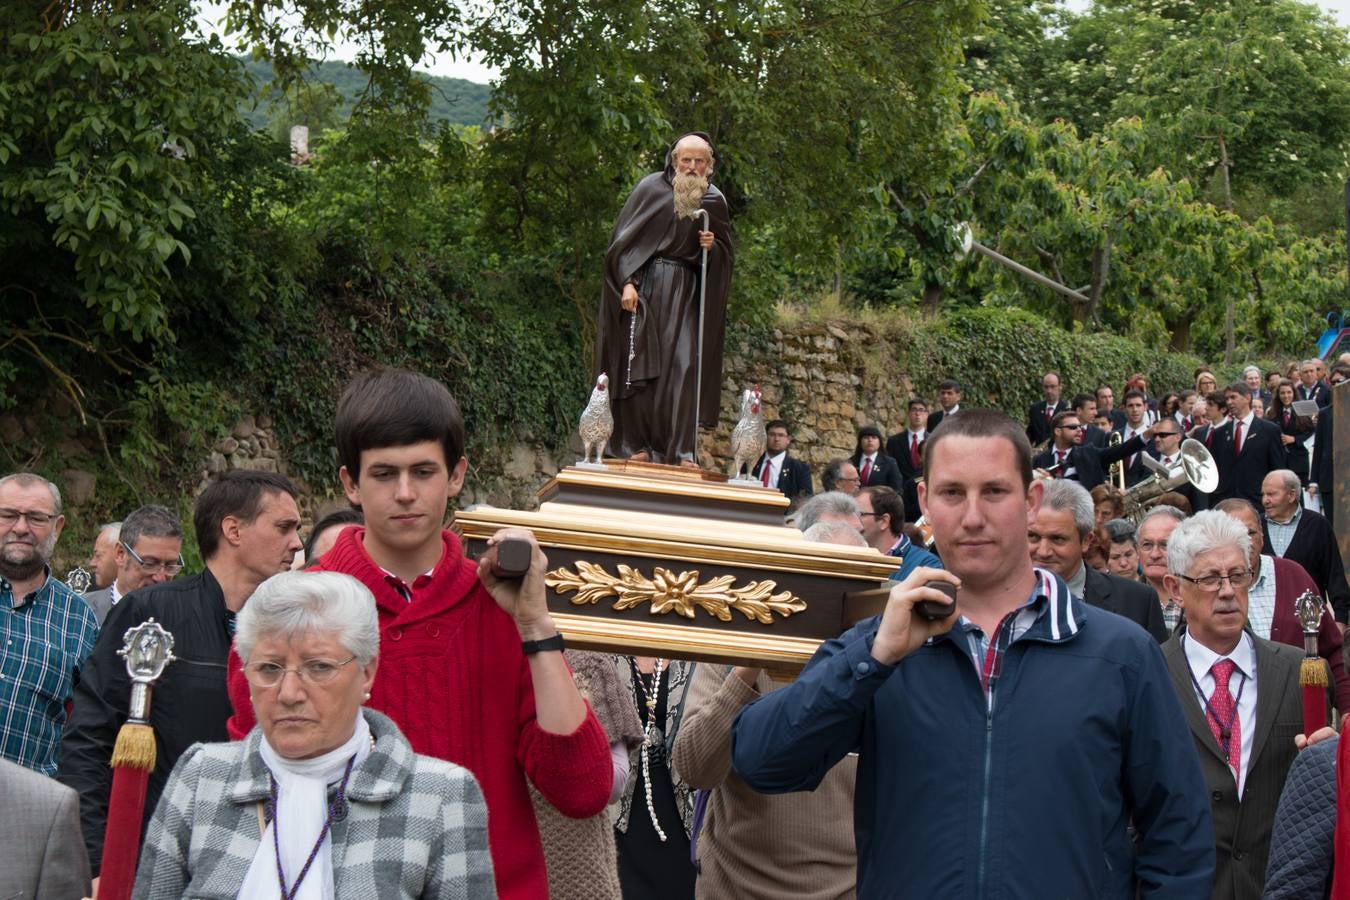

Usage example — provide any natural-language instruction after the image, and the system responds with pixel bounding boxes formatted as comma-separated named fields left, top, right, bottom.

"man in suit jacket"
left=1210, top=382, right=1284, bottom=509
left=1297, top=359, right=1331, bottom=407
left=850, top=425, right=904, bottom=493
left=1161, top=511, right=1304, bottom=899
left=1032, top=410, right=1158, bottom=490
left=924, top=379, right=961, bottom=433
left=1096, top=384, right=1128, bottom=431
left=1027, top=371, right=1070, bottom=446
left=1028, top=479, right=1168, bottom=641
left=0, top=757, right=91, bottom=898
left=1148, top=419, right=1209, bottom=513
left=752, top=419, right=814, bottom=502
left=1261, top=469, right=1350, bottom=626
left=885, top=398, right=928, bottom=522
left=1216, top=498, right=1350, bottom=711
left=1243, top=366, right=1272, bottom=408
left=1071, top=393, right=1108, bottom=447
left=81, top=504, right=185, bottom=625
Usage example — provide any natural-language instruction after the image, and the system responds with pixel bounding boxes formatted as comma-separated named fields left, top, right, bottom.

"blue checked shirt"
left=1, top=569, right=100, bottom=774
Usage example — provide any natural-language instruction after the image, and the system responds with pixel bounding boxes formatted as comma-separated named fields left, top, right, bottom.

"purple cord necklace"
left=267, top=754, right=357, bottom=900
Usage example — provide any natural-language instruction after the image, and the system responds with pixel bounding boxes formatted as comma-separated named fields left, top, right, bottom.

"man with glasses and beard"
left=0, top=473, right=100, bottom=775
left=594, top=132, right=734, bottom=466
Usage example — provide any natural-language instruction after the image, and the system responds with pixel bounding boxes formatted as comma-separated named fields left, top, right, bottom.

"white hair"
left=802, top=520, right=868, bottom=546
left=1266, top=469, right=1300, bottom=493
left=1039, top=479, right=1094, bottom=538
left=235, top=571, right=379, bottom=664
left=1166, top=510, right=1251, bottom=576
left=796, top=491, right=860, bottom=532
left=100, top=522, right=122, bottom=539
left=1140, top=505, right=1186, bottom=529
left=1242, top=365, right=1261, bottom=378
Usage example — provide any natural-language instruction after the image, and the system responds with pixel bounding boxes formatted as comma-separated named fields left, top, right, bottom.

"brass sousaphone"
left=1123, top=438, right=1218, bottom=522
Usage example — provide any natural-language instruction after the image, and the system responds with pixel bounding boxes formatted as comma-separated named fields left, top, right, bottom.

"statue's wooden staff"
left=692, top=208, right=709, bottom=461
left=1295, top=589, right=1331, bottom=737
left=99, top=619, right=176, bottom=900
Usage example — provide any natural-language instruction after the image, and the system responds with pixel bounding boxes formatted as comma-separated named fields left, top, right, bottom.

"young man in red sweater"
left=227, top=368, right=612, bottom=899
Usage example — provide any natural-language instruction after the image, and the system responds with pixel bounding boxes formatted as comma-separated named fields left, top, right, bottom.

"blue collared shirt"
left=0, top=569, right=100, bottom=774
left=1267, top=508, right=1303, bottom=560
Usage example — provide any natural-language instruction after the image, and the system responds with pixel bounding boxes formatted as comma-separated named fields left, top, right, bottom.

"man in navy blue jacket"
left=731, top=409, right=1215, bottom=899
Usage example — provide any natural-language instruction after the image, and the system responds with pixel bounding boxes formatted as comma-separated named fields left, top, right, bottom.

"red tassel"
left=1303, top=681, right=1328, bottom=739
left=98, top=765, right=150, bottom=900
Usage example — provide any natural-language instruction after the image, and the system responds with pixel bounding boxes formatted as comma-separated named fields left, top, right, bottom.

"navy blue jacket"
left=730, top=572, right=1215, bottom=899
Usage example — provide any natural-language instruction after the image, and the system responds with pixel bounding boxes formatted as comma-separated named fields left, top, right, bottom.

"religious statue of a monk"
left=593, top=131, right=734, bottom=465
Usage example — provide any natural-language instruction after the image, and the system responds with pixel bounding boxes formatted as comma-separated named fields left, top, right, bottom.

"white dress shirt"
left=1183, top=630, right=1258, bottom=797
left=762, top=451, right=786, bottom=487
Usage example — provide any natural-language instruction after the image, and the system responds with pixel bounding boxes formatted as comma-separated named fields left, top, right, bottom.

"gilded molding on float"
left=546, top=561, right=807, bottom=623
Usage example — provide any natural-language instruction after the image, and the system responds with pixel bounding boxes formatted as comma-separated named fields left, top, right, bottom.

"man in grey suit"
left=81, top=504, right=184, bottom=625
left=1160, top=511, right=1304, bottom=899
left=0, top=757, right=91, bottom=899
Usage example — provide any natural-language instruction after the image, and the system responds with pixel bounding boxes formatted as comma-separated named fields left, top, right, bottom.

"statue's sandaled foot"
left=629, top=451, right=651, bottom=463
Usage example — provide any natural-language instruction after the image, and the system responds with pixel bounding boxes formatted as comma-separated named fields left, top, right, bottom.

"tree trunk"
left=1169, top=314, right=1194, bottom=353
left=922, top=281, right=943, bottom=314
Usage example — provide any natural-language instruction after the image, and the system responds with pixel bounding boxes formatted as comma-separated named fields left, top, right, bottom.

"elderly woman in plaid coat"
left=133, top=571, right=496, bottom=899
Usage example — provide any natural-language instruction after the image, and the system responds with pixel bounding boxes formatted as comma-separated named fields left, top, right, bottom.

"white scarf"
left=238, top=714, right=373, bottom=900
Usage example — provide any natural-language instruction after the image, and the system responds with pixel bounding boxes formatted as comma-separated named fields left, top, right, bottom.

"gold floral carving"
left=545, top=561, right=807, bottom=624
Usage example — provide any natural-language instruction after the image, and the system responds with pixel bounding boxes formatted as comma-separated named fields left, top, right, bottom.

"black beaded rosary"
left=265, top=754, right=357, bottom=900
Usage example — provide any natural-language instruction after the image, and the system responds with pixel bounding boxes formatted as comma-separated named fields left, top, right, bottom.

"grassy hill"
left=238, top=57, right=492, bottom=131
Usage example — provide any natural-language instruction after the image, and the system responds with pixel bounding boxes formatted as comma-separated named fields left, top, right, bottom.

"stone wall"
left=194, top=320, right=908, bottom=524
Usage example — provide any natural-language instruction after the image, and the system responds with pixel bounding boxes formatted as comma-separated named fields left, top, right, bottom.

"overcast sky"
left=199, top=0, right=1350, bottom=86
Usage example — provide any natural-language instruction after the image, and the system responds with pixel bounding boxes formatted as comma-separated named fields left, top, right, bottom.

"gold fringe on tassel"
left=110, top=723, right=157, bottom=771
left=1301, top=656, right=1330, bottom=689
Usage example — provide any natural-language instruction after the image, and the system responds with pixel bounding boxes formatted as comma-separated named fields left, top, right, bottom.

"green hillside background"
left=237, top=57, right=492, bottom=130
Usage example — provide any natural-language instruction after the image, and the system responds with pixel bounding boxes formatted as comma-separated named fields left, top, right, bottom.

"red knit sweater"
left=226, top=528, right=612, bottom=900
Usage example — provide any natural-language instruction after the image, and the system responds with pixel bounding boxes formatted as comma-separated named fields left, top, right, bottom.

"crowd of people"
left=0, top=356, right=1346, bottom=899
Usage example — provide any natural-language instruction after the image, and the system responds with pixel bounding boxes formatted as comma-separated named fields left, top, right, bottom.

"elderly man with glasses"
left=1159, top=510, right=1305, bottom=899
left=0, top=472, right=101, bottom=776
left=80, top=505, right=183, bottom=625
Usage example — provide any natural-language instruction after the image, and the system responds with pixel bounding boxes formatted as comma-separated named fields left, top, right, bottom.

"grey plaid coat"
left=132, top=709, right=496, bottom=899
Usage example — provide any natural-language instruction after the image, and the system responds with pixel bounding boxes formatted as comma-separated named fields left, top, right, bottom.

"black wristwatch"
left=521, top=634, right=565, bottom=655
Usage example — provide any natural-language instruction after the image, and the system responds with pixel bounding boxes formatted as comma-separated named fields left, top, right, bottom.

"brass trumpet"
left=1108, top=431, right=1125, bottom=491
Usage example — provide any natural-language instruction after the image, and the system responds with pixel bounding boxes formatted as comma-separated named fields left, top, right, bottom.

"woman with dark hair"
left=1158, top=392, right=1181, bottom=421
left=1269, top=379, right=1315, bottom=484
left=849, top=425, right=904, bottom=492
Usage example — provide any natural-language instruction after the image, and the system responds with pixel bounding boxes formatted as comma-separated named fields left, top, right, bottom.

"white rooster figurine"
left=728, top=384, right=766, bottom=481
left=577, top=373, right=614, bottom=466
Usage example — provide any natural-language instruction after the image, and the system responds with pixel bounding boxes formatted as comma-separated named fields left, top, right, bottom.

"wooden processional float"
left=456, top=382, right=900, bottom=674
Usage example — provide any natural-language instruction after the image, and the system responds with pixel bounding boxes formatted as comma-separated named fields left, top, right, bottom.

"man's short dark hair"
left=1122, top=389, right=1148, bottom=404
left=938, top=379, right=961, bottom=392
left=194, top=470, right=298, bottom=560
left=924, top=408, right=1033, bottom=489
left=765, top=419, right=790, bottom=434
left=1205, top=390, right=1227, bottom=411
left=861, top=486, right=904, bottom=536
left=1051, top=409, right=1079, bottom=429
left=336, top=368, right=465, bottom=480
left=907, top=397, right=928, bottom=411
left=1177, top=389, right=1196, bottom=403
left=120, top=505, right=182, bottom=550
left=1071, top=393, right=1095, bottom=413
left=1225, top=381, right=1252, bottom=398
left=305, top=507, right=365, bottom=562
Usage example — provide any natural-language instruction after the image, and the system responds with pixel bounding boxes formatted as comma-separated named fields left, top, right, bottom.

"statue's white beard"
left=673, top=172, right=709, bottom=220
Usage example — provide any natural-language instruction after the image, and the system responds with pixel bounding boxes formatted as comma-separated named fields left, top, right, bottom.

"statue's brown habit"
left=593, top=132, right=734, bottom=464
